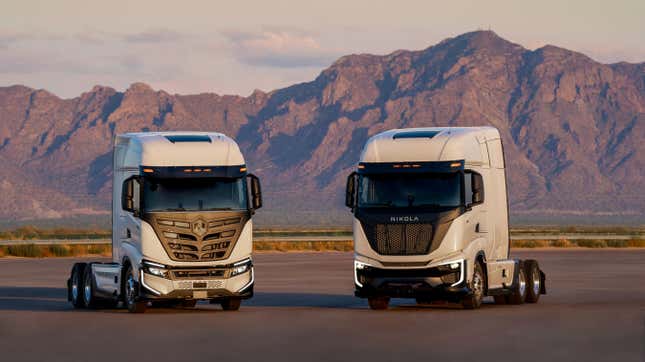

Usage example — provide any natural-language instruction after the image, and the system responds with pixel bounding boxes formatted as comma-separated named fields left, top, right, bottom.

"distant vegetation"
left=0, top=225, right=643, bottom=257
left=0, top=225, right=110, bottom=240
left=0, top=244, right=111, bottom=258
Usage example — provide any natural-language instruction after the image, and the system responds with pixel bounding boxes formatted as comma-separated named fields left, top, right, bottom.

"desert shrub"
left=575, top=239, right=608, bottom=248
left=47, top=244, right=71, bottom=257
left=7, top=244, right=43, bottom=257
left=551, top=239, right=573, bottom=247
left=88, top=244, right=111, bottom=255
left=605, top=240, right=628, bottom=248
left=626, top=239, right=645, bottom=247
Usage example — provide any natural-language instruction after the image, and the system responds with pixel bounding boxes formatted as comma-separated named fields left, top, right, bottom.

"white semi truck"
left=67, top=132, right=262, bottom=313
left=345, top=127, right=546, bottom=309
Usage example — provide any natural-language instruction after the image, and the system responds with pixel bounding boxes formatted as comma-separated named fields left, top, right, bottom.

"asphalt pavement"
left=0, top=250, right=643, bottom=362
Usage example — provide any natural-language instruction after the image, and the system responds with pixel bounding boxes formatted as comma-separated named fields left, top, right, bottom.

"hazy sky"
left=1, top=0, right=644, bottom=98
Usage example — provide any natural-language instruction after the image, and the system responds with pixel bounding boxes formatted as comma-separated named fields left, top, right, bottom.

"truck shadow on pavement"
left=0, top=286, right=70, bottom=311
left=0, top=287, right=482, bottom=312
left=0, top=287, right=364, bottom=312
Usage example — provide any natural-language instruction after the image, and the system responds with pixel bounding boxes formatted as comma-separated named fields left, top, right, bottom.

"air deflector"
left=165, top=135, right=212, bottom=143
left=392, top=130, right=440, bottom=140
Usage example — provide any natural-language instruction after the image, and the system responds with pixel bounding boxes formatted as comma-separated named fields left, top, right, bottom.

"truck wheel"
left=462, top=261, right=486, bottom=309
left=507, top=261, right=527, bottom=305
left=493, top=295, right=507, bottom=305
left=124, top=264, right=146, bottom=313
left=181, top=300, right=197, bottom=308
left=69, top=263, right=87, bottom=309
left=524, top=260, right=541, bottom=303
left=82, top=263, right=101, bottom=309
left=221, top=298, right=242, bottom=311
left=367, top=296, right=390, bottom=310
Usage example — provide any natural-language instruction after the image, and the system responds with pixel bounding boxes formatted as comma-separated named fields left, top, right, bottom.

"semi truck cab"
left=68, top=132, right=262, bottom=313
left=345, top=127, right=546, bottom=309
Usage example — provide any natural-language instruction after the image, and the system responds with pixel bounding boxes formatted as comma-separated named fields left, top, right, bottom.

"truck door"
left=119, top=175, right=142, bottom=257
left=486, top=138, right=509, bottom=260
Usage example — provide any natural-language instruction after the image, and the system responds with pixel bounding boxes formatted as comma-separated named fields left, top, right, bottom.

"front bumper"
left=139, top=260, right=254, bottom=300
left=354, top=261, right=471, bottom=301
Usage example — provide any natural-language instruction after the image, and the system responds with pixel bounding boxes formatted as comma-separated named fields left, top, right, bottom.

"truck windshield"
left=142, top=177, right=247, bottom=212
left=358, top=173, right=462, bottom=209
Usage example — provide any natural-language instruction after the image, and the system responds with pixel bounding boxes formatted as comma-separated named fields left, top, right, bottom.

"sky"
left=1, top=0, right=644, bottom=98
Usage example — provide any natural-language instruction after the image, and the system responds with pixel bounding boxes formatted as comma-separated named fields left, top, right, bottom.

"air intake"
left=392, top=130, right=440, bottom=140
left=165, top=135, right=212, bottom=143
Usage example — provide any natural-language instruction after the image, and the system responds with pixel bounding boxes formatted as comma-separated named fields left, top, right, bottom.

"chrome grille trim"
left=145, top=211, right=249, bottom=262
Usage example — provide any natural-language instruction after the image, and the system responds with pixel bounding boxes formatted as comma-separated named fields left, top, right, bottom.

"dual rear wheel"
left=494, top=259, right=542, bottom=305
left=69, top=262, right=118, bottom=309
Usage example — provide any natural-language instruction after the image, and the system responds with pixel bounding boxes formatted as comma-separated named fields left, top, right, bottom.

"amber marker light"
left=184, top=169, right=192, bottom=173
left=357, top=165, right=365, bottom=169
left=393, top=164, right=401, bottom=168
left=450, top=162, right=462, bottom=167
left=240, top=167, right=247, bottom=172
left=143, top=168, right=154, bottom=173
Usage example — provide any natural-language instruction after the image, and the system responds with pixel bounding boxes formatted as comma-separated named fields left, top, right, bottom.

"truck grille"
left=146, top=212, right=249, bottom=262
left=362, top=222, right=434, bottom=255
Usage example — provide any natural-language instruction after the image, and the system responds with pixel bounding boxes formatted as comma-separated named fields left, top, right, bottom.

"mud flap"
left=540, top=270, right=547, bottom=294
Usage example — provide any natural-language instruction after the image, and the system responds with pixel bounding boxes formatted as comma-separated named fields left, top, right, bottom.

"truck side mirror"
left=248, top=174, right=262, bottom=211
left=122, top=177, right=141, bottom=216
left=345, top=172, right=357, bottom=209
left=472, top=173, right=484, bottom=204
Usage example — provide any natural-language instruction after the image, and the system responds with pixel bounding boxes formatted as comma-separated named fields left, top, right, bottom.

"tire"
left=181, top=299, right=197, bottom=308
left=221, top=298, right=242, bottom=311
left=507, top=261, right=527, bottom=305
left=69, top=263, right=87, bottom=309
left=367, top=296, right=390, bottom=310
left=462, top=261, right=486, bottom=309
left=123, top=264, right=146, bottom=313
left=82, top=263, right=101, bottom=309
left=524, top=260, right=542, bottom=303
left=493, top=295, right=507, bottom=305
left=416, top=298, right=431, bottom=305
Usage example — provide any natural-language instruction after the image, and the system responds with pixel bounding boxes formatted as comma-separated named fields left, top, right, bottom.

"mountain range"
left=0, top=31, right=643, bottom=226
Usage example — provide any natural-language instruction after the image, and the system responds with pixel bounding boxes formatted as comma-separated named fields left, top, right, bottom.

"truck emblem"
left=390, top=216, right=420, bottom=222
left=193, top=220, right=207, bottom=236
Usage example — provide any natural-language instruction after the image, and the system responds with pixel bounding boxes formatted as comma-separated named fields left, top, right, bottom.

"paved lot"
left=0, top=250, right=643, bottom=362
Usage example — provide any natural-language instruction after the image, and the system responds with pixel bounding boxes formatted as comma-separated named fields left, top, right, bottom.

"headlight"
left=354, top=260, right=372, bottom=288
left=435, top=259, right=464, bottom=287
left=354, top=260, right=370, bottom=270
left=231, top=258, right=252, bottom=277
left=142, top=260, right=170, bottom=279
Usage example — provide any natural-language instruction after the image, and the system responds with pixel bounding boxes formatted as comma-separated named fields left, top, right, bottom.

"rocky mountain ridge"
left=0, top=31, right=643, bottom=225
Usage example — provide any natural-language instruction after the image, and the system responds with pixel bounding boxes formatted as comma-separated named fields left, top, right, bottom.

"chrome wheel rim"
left=126, top=273, right=136, bottom=305
left=71, top=275, right=79, bottom=301
left=519, top=270, right=526, bottom=296
left=84, top=275, right=92, bottom=303
left=532, top=268, right=540, bottom=295
left=472, top=268, right=483, bottom=301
